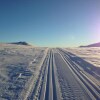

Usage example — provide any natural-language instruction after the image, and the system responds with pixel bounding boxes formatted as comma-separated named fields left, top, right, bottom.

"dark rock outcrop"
left=10, top=41, right=30, bottom=46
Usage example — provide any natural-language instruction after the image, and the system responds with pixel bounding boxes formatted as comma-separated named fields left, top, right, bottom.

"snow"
left=65, top=47, right=100, bottom=68
left=0, top=43, right=47, bottom=100
left=0, top=43, right=100, bottom=100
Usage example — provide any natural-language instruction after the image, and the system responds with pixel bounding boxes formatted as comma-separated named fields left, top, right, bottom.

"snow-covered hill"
left=80, top=42, right=100, bottom=47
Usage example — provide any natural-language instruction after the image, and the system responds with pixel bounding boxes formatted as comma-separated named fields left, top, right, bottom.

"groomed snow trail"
left=27, top=49, right=61, bottom=100
left=56, top=48, right=100, bottom=100
left=25, top=48, right=100, bottom=100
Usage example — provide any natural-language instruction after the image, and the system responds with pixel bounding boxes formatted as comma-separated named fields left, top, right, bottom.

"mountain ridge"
left=9, top=41, right=31, bottom=46
left=80, top=42, right=100, bottom=47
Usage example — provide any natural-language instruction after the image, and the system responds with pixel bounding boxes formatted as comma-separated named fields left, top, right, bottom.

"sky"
left=0, top=0, right=100, bottom=47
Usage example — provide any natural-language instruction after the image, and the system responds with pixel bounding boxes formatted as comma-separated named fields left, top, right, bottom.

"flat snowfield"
left=0, top=44, right=100, bottom=100
left=65, top=47, right=100, bottom=75
left=65, top=47, right=100, bottom=68
left=0, top=44, right=47, bottom=100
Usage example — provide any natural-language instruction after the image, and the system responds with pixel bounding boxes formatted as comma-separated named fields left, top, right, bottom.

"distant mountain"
left=80, top=42, right=100, bottom=47
left=10, top=41, right=31, bottom=46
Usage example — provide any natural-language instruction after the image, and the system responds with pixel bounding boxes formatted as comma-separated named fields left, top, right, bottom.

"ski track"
left=0, top=46, right=100, bottom=100
left=23, top=48, right=100, bottom=100
left=28, top=49, right=61, bottom=100
left=56, top=48, right=100, bottom=100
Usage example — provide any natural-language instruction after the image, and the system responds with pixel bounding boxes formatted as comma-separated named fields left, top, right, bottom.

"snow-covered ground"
left=0, top=43, right=47, bottom=100
left=66, top=47, right=100, bottom=68
left=65, top=47, right=100, bottom=76
left=0, top=44, right=100, bottom=100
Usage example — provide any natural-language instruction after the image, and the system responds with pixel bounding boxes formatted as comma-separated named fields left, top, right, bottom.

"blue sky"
left=0, top=0, right=100, bottom=47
